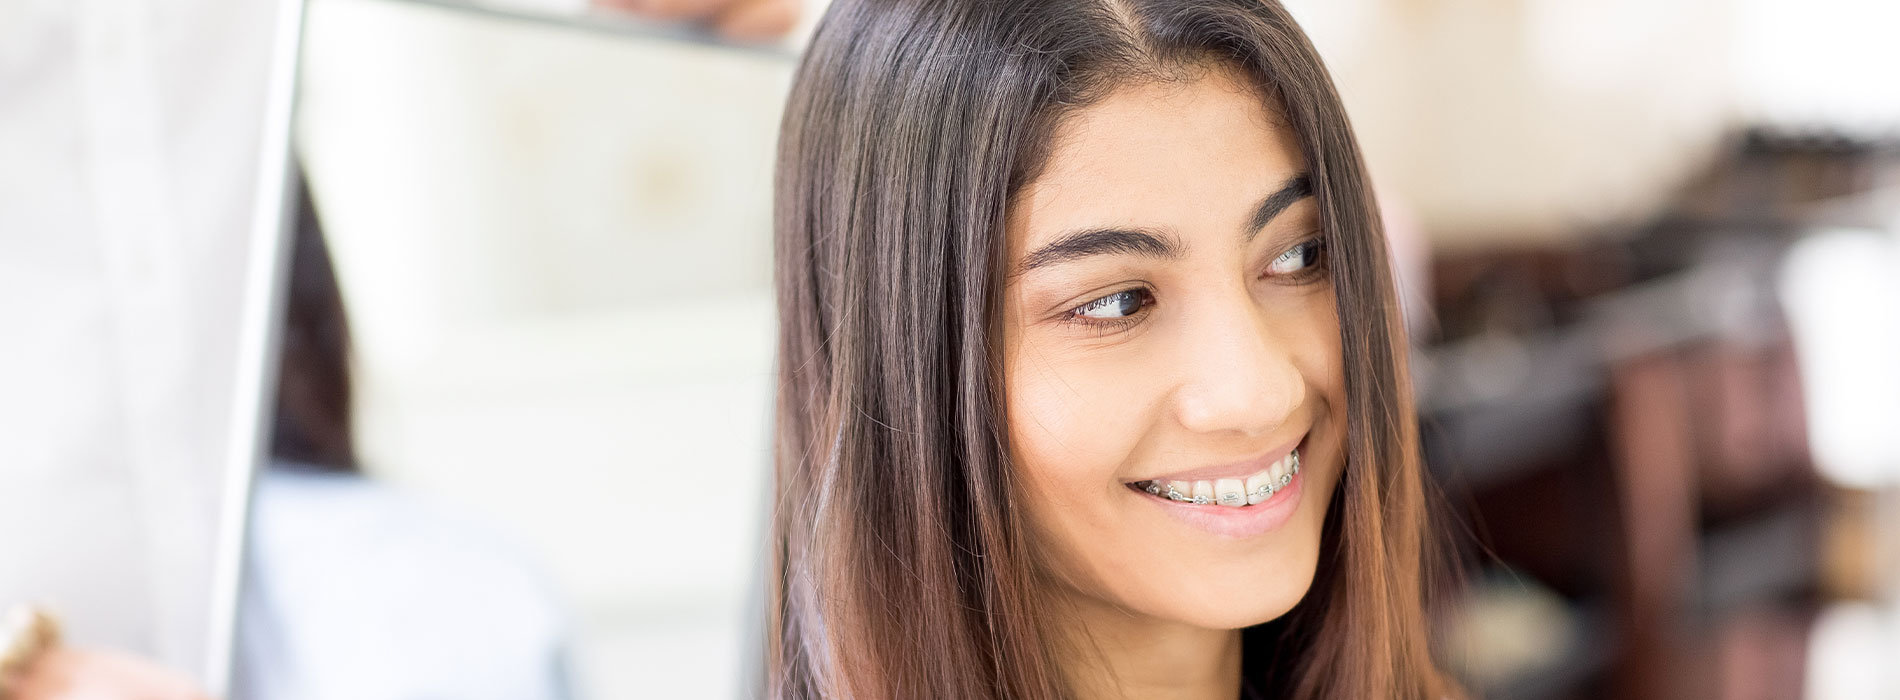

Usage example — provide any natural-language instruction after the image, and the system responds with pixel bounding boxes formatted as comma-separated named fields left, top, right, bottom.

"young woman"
left=768, top=1, right=1453, bottom=698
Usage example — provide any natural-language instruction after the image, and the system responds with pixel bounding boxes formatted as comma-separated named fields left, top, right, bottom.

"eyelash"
left=1059, top=237, right=1329, bottom=334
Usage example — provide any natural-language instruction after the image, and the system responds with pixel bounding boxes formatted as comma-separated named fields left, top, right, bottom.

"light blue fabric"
left=232, top=464, right=573, bottom=700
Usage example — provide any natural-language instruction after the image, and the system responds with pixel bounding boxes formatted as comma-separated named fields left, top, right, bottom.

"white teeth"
left=1215, top=479, right=1246, bottom=507
left=1245, top=472, right=1273, bottom=505
left=1140, top=448, right=1301, bottom=508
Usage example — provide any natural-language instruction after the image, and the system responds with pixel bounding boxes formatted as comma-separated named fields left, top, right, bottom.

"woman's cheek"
left=1006, top=341, right=1156, bottom=529
left=1009, top=338, right=1159, bottom=472
left=1302, top=297, right=1348, bottom=433
left=1008, top=355, right=1149, bottom=597
left=1009, top=354, right=1105, bottom=493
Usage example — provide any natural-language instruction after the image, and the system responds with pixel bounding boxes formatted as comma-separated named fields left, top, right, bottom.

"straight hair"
left=768, top=0, right=1449, bottom=697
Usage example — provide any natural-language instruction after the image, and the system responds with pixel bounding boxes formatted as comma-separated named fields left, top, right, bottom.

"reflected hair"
left=270, top=170, right=359, bottom=473
left=769, top=0, right=1449, bottom=697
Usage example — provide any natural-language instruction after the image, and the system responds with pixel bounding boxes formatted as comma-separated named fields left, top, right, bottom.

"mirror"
left=236, top=0, right=799, bottom=697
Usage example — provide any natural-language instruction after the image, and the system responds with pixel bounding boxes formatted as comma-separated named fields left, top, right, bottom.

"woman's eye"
left=1266, top=238, right=1324, bottom=276
left=1073, top=289, right=1150, bottom=320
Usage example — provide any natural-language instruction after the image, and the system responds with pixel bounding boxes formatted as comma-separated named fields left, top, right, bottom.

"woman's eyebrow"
left=1242, top=173, right=1313, bottom=241
left=1017, top=226, right=1183, bottom=274
left=1015, top=172, right=1313, bottom=275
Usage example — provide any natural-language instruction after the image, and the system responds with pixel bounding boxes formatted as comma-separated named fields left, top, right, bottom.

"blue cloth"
left=231, top=464, right=573, bottom=700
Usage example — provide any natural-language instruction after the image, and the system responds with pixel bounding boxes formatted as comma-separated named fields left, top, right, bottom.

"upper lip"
left=1126, top=435, right=1304, bottom=483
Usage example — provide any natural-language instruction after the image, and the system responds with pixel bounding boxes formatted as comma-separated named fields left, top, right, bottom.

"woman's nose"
left=1167, top=299, right=1305, bottom=438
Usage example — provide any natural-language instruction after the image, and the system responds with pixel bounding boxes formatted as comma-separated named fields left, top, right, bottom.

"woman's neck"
left=1053, top=595, right=1244, bottom=700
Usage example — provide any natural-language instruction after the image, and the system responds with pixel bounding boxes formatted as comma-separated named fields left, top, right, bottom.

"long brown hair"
left=769, top=0, right=1447, bottom=697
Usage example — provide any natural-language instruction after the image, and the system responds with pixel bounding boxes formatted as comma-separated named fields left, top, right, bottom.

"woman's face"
left=1002, top=64, right=1348, bottom=632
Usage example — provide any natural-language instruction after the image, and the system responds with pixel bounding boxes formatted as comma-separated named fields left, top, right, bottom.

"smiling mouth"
left=1127, top=448, right=1300, bottom=507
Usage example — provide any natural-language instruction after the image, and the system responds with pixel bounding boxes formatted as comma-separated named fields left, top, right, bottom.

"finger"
left=15, top=648, right=208, bottom=700
left=589, top=0, right=640, bottom=14
left=710, top=0, right=799, bottom=41
left=594, top=0, right=732, bottom=22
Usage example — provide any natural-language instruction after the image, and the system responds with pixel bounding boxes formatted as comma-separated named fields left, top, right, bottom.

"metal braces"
left=1138, top=458, right=1301, bottom=507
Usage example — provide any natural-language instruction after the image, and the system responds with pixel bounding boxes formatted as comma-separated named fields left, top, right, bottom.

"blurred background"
left=282, top=0, right=1899, bottom=698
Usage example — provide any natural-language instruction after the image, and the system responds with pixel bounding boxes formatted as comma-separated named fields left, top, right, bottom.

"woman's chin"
left=1185, top=591, right=1311, bottom=631
left=1131, top=564, right=1318, bottom=632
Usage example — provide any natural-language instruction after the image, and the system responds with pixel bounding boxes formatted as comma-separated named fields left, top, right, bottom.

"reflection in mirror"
left=235, top=1, right=796, bottom=697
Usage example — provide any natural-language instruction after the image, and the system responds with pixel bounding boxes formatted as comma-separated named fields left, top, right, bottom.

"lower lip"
left=1131, top=470, right=1304, bottom=539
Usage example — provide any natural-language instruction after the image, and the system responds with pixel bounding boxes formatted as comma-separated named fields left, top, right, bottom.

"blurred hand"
left=593, top=0, right=800, bottom=41
left=10, top=649, right=209, bottom=700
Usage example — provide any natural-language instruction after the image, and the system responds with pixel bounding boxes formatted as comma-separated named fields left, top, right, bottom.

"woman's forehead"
left=1006, top=68, right=1307, bottom=260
